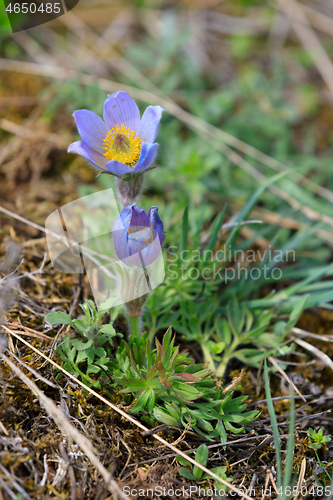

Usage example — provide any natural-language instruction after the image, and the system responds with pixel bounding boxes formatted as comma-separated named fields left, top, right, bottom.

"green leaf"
left=76, top=350, right=88, bottom=364
left=119, top=378, right=146, bottom=392
left=130, top=389, right=151, bottom=413
left=153, top=407, right=179, bottom=426
left=179, top=468, right=196, bottom=481
left=176, top=455, right=191, bottom=468
left=86, top=363, right=101, bottom=374
left=72, top=320, right=87, bottom=335
left=309, top=442, right=322, bottom=450
left=68, top=347, right=77, bottom=364
left=46, top=312, right=73, bottom=326
left=95, top=347, right=107, bottom=358
left=308, top=428, right=316, bottom=438
left=172, top=381, right=203, bottom=401
left=72, top=339, right=93, bottom=351
left=193, top=444, right=208, bottom=480
left=146, top=388, right=156, bottom=414
left=195, top=444, right=209, bottom=466
left=98, top=297, right=117, bottom=313
left=99, top=324, right=117, bottom=336
left=289, top=294, right=309, bottom=324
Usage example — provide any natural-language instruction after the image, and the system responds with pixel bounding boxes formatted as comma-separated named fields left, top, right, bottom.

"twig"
left=59, top=443, right=77, bottom=500
left=296, top=4, right=333, bottom=41
left=268, top=356, right=306, bottom=402
left=293, top=457, right=306, bottom=500
left=277, top=409, right=331, bottom=427
left=10, top=352, right=58, bottom=388
left=0, top=463, right=32, bottom=500
left=0, top=118, right=64, bottom=148
left=0, top=258, right=24, bottom=284
left=247, top=394, right=312, bottom=407
left=278, top=0, right=333, bottom=99
left=221, top=219, right=263, bottom=230
left=291, top=337, right=333, bottom=370
left=6, top=323, right=54, bottom=342
left=292, top=327, right=333, bottom=342
left=0, top=476, right=16, bottom=500
left=40, top=454, right=49, bottom=487
left=260, top=472, right=270, bottom=500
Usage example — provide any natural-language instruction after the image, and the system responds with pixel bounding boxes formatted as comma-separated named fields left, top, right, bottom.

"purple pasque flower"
left=114, top=204, right=165, bottom=267
left=68, top=91, right=164, bottom=176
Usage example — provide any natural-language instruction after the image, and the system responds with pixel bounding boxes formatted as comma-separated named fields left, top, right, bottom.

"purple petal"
left=148, top=207, right=165, bottom=245
left=127, top=207, right=149, bottom=257
left=115, top=204, right=134, bottom=233
left=129, top=206, right=149, bottom=229
left=138, top=105, right=164, bottom=143
left=113, top=205, right=164, bottom=267
left=72, top=110, right=107, bottom=153
left=132, top=142, right=158, bottom=173
left=68, top=141, right=108, bottom=171
left=103, top=91, right=140, bottom=133
left=141, top=235, right=162, bottom=267
left=103, top=160, right=132, bottom=175
left=113, top=205, right=133, bottom=261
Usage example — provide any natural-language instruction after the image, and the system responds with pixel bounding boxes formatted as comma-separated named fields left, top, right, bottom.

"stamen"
left=102, top=124, right=142, bottom=167
left=127, top=227, right=154, bottom=246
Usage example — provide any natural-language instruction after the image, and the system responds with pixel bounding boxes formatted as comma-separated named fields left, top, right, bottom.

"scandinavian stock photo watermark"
left=166, top=245, right=296, bottom=283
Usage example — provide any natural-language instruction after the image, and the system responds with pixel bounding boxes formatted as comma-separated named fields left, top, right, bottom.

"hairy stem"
left=116, top=174, right=144, bottom=207
left=127, top=314, right=141, bottom=338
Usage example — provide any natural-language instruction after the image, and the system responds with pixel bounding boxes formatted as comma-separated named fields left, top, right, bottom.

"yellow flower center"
left=102, top=124, right=142, bottom=167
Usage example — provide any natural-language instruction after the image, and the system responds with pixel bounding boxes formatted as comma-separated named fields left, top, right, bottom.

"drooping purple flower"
left=68, top=91, right=164, bottom=176
left=113, top=205, right=165, bottom=267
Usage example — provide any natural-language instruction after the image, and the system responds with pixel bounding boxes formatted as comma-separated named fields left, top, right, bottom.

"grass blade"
left=181, top=205, right=188, bottom=253
left=283, top=388, right=295, bottom=497
left=264, top=355, right=282, bottom=488
left=206, top=204, right=227, bottom=253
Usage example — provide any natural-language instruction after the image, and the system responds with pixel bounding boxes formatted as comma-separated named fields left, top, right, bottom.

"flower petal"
left=138, top=105, right=164, bottom=143
left=113, top=205, right=164, bottom=267
left=127, top=207, right=151, bottom=262
left=68, top=141, right=108, bottom=171
left=103, top=91, right=140, bottom=133
left=129, top=206, right=149, bottom=229
left=113, top=205, right=133, bottom=261
left=132, top=142, right=158, bottom=173
left=103, top=160, right=132, bottom=175
left=141, top=233, right=162, bottom=267
left=72, top=110, right=108, bottom=153
left=148, top=207, right=165, bottom=245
